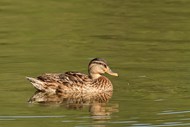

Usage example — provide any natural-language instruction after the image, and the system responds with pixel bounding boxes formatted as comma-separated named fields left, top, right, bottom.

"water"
left=0, top=0, right=190, bottom=126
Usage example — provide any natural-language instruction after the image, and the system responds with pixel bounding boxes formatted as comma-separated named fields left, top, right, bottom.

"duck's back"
left=35, top=72, right=92, bottom=93
left=37, top=72, right=91, bottom=84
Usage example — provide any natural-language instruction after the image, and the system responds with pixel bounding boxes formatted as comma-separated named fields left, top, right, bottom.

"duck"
left=26, top=58, right=118, bottom=93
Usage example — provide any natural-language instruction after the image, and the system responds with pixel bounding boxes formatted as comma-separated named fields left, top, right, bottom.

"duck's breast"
left=91, top=76, right=113, bottom=92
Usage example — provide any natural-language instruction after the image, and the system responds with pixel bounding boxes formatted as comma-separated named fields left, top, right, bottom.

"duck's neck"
left=89, top=73, right=102, bottom=80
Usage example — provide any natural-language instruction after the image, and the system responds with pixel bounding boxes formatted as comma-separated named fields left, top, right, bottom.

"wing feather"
left=37, top=72, right=92, bottom=86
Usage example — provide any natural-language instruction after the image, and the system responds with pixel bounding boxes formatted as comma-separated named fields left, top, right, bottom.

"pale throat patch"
left=90, top=73, right=102, bottom=80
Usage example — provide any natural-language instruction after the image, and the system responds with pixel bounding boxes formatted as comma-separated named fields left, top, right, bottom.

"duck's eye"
left=103, top=64, right=107, bottom=68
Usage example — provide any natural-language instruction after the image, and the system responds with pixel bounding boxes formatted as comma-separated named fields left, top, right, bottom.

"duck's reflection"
left=28, top=91, right=118, bottom=118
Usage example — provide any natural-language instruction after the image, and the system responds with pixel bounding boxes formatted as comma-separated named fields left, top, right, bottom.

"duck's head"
left=88, top=58, right=118, bottom=79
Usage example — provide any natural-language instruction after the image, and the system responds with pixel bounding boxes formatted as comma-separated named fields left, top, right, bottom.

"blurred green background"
left=0, top=0, right=190, bottom=127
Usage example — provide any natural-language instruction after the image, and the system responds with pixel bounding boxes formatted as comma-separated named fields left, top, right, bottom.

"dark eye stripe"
left=92, top=62, right=107, bottom=67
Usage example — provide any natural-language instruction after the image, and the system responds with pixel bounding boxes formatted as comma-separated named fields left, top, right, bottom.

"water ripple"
left=131, top=122, right=190, bottom=127
left=0, top=115, right=65, bottom=119
left=158, top=110, right=190, bottom=115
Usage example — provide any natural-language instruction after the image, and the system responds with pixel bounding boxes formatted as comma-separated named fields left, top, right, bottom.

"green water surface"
left=0, top=0, right=190, bottom=127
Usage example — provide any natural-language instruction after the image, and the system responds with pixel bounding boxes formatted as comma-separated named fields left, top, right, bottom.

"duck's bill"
left=106, top=68, right=118, bottom=76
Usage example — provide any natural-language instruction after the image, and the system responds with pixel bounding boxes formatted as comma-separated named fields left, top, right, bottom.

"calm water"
left=0, top=0, right=190, bottom=127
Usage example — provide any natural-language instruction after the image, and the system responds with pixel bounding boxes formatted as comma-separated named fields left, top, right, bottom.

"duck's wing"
left=37, top=72, right=92, bottom=85
left=56, top=71, right=92, bottom=93
left=37, top=73, right=61, bottom=83
left=59, top=71, right=92, bottom=85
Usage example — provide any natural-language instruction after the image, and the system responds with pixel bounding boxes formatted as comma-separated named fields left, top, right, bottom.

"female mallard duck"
left=26, top=58, right=118, bottom=93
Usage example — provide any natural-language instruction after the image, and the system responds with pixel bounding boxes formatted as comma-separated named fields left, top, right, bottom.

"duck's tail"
left=26, top=77, right=47, bottom=92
